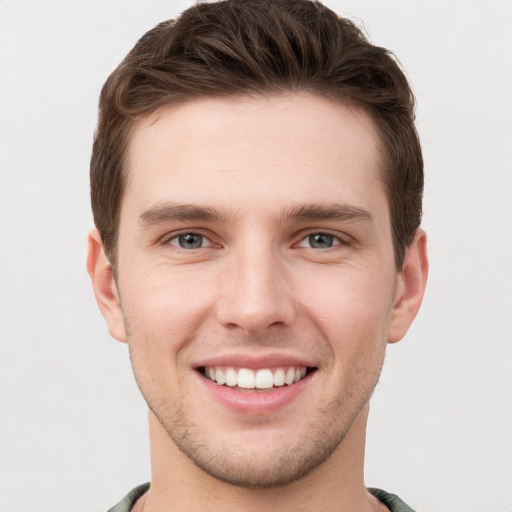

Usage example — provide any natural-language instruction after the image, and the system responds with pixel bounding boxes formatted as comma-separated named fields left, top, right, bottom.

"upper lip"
left=193, top=352, right=318, bottom=370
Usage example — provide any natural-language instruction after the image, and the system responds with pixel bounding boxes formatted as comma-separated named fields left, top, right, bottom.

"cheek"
left=122, top=275, right=200, bottom=399
left=299, top=268, right=393, bottom=350
left=304, top=265, right=393, bottom=315
left=121, top=265, right=216, bottom=338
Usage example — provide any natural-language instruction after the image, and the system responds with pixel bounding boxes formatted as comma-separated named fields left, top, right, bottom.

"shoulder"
left=106, top=483, right=150, bottom=512
left=368, top=488, right=418, bottom=512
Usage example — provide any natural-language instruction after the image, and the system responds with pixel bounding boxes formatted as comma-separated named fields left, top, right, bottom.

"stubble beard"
left=151, top=398, right=368, bottom=489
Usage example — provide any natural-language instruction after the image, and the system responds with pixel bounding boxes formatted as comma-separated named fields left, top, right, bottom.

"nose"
left=215, top=243, right=296, bottom=334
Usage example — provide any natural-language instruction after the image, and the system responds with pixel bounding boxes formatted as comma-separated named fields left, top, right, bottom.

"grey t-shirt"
left=107, top=483, right=418, bottom=512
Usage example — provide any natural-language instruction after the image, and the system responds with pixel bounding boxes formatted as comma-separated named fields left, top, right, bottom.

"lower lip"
left=197, top=372, right=313, bottom=415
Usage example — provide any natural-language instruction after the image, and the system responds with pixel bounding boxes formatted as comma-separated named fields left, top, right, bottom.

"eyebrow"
left=138, top=201, right=374, bottom=227
left=139, top=202, right=232, bottom=226
left=280, top=203, right=374, bottom=224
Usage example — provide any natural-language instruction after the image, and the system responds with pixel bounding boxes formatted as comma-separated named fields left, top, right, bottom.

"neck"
left=141, top=405, right=383, bottom=512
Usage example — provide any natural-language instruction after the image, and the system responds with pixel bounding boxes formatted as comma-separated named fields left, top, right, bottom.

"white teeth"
left=225, top=367, right=237, bottom=387
left=285, top=368, right=295, bottom=385
left=204, top=365, right=309, bottom=389
left=255, top=369, right=274, bottom=389
left=215, top=367, right=226, bottom=385
left=273, top=368, right=285, bottom=387
left=238, top=368, right=255, bottom=388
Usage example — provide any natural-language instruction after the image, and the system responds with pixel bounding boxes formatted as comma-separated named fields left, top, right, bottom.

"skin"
left=88, top=94, right=428, bottom=512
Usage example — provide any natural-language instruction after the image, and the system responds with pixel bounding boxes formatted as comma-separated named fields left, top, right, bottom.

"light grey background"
left=1, top=1, right=511, bottom=511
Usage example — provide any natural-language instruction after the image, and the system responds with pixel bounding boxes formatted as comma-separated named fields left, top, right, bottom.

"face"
left=95, top=94, right=419, bottom=488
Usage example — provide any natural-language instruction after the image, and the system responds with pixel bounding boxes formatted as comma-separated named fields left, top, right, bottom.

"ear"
left=388, top=229, right=428, bottom=343
left=86, top=229, right=127, bottom=343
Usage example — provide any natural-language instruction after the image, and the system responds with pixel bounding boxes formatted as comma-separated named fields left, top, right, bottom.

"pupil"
left=179, top=233, right=202, bottom=249
left=309, top=233, right=333, bottom=249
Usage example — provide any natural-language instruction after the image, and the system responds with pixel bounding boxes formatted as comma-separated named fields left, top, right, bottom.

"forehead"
left=123, top=94, right=386, bottom=224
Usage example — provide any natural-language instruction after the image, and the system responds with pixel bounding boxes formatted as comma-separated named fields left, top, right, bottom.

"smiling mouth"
left=200, top=366, right=315, bottom=391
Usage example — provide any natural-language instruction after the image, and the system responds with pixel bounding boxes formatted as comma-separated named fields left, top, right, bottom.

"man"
left=87, top=1, right=428, bottom=511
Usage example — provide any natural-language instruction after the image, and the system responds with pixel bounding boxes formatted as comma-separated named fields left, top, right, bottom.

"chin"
left=151, top=399, right=364, bottom=489
left=168, top=431, right=337, bottom=489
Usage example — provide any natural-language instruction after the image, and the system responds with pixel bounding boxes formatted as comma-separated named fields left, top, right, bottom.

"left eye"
left=298, top=233, right=340, bottom=249
left=169, top=233, right=210, bottom=249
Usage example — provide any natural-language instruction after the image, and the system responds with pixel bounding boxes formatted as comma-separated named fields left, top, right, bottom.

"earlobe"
left=388, top=229, right=428, bottom=343
left=86, top=229, right=127, bottom=343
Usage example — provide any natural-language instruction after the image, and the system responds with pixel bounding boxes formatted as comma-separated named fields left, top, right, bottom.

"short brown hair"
left=90, top=0, right=423, bottom=269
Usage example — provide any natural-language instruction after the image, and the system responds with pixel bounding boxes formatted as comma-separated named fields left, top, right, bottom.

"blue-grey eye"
left=308, top=233, right=335, bottom=249
left=176, top=233, right=204, bottom=249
